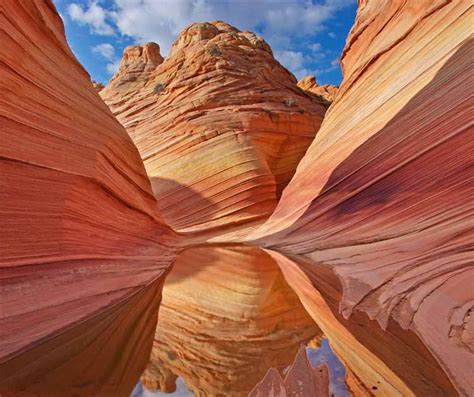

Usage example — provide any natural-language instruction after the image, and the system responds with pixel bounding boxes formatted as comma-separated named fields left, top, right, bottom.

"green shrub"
left=154, top=83, right=167, bottom=94
left=283, top=97, right=297, bottom=107
left=206, top=44, right=222, bottom=57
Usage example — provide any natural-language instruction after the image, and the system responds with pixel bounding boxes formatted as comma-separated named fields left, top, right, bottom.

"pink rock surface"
left=250, top=1, right=473, bottom=395
left=0, top=1, right=177, bottom=395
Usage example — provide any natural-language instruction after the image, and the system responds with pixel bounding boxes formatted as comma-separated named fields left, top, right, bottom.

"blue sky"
left=53, top=0, right=357, bottom=86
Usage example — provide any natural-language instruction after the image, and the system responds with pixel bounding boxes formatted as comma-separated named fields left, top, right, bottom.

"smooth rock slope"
left=101, top=21, right=327, bottom=235
left=251, top=0, right=473, bottom=395
left=0, top=1, right=177, bottom=395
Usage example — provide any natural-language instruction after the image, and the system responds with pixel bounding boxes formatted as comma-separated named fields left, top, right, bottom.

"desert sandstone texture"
left=0, top=0, right=472, bottom=396
left=249, top=0, right=473, bottom=395
left=100, top=21, right=327, bottom=235
left=0, top=1, right=176, bottom=396
left=297, top=75, right=339, bottom=105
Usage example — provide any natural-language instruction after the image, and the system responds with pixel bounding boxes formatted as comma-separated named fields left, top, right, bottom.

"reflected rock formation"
left=100, top=21, right=327, bottom=235
left=0, top=1, right=176, bottom=396
left=141, top=245, right=320, bottom=396
left=250, top=1, right=473, bottom=395
left=250, top=346, right=329, bottom=397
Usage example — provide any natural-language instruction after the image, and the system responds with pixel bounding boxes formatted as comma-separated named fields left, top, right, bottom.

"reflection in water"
left=131, top=379, right=192, bottom=397
left=0, top=277, right=165, bottom=397
left=307, top=339, right=349, bottom=397
left=141, top=245, right=321, bottom=396
left=269, top=250, right=460, bottom=396
left=3, top=242, right=459, bottom=396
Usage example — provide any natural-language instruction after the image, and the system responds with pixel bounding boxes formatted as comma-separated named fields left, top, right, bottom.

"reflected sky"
left=307, top=339, right=349, bottom=397
left=131, top=379, right=192, bottom=397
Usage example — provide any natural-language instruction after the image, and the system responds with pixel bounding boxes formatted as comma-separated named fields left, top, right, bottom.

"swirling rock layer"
left=141, top=245, right=320, bottom=396
left=0, top=1, right=176, bottom=395
left=251, top=0, right=473, bottom=395
left=101, top=21, right=327, bottom=234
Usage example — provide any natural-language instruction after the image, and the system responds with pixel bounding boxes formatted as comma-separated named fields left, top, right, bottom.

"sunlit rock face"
left=141, top=245, right=321, bottom=396
left=101, top=21, right=327, bottom=235
left=250, top=1, right=473, bottom=395
left=108, top=42, right=164, bottom=89
left=0, top=1, right=177, bottom=395
left=297, top=75, right=338, bottom=105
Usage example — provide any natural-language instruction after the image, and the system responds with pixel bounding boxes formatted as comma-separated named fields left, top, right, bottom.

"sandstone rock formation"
left=249, top=346, right=329, bottom=397
left=297, top=75, right=338, bottom=105
left=92, top=80, right=105, bottom=92
left=0, top=1, right=176, bottom=395
left=141, top=245, right=321, bottom=396
left=250, top=1, right=473, bottom=395
left=108, top=42, right=164, bottom=90
left=101, top=21, right=327, bottom=235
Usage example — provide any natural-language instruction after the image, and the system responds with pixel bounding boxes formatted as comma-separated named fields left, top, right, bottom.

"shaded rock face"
left=250, top=346, right=329, bottom=397
left=250, top=0, right=473, bottom=395
left=0, top=1, right=176, bottom=396
left=141, top=245, right=321, bottom=396
left=101, top=21, right=327, bottom=234
left=297, top=75, right=338, bottom=105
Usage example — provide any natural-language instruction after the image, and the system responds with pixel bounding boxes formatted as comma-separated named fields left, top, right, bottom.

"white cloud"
left=328, top=31, right=337, bottom=39
left=65, top=0, right=354, bottom=79
left=108, top=0, right=352, bottom=55
left=309, top=43, right=322, bottom=52
left=275, top=50, right=305, bottom=71
left=92, top=43, right=115, bottom=60
left=67, top=1, right=114, bottom=35
left=106, top=59, right=121, bottom=75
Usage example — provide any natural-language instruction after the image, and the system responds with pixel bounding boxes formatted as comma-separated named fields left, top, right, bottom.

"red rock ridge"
left=101, top=21, right=327, bottom=236
left=108, top=42, right=164, bottom=89
left=0, top=1, right=177, bottom=395
left=250, top=0, right=473, bottom=395
left=297, top=75, right=338, bottom=105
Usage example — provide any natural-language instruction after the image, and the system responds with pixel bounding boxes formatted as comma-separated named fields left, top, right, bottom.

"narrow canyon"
left=0, top=0, right=472, bottom=396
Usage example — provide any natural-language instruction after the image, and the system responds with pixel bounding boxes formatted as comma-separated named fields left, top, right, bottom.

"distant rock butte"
left=92, top=80, right=105, bottom=92
left=249, top=346, right=329, bottom=397
left=250, top=0, right=473, bottom=395
left=0, top=1, right=176, bottom=396
left=109, top=42, right=164, bottom=88
left=297, top=75, right=338, bottom=105
left=101, top=21, right=327, bottom=235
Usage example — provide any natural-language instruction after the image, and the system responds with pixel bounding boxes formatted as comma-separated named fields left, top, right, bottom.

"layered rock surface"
left=251, top=0, right=473, bottom=395
left=141, top=245, right=320, bottom=396
left=297, top=75, right=338, bottom=105
left=101, top=21, right=327, bottom=235
left=0, top=1, right=176, bottom=395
